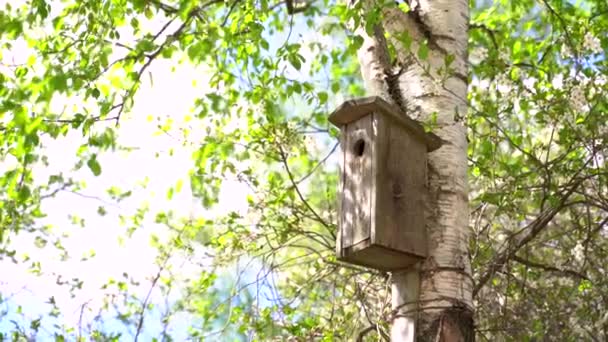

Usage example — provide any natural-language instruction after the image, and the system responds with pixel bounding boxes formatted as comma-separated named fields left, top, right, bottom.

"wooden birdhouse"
left=329, top=96, right=442, bottom=271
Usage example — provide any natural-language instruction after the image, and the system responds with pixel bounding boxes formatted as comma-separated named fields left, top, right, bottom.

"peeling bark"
left=356, top=0, right=473, bottom=340
left=356, top=24, right=408, bottom=112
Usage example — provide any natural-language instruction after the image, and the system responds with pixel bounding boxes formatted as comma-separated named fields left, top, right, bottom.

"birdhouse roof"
left=329, top=96, right=443, bottom=152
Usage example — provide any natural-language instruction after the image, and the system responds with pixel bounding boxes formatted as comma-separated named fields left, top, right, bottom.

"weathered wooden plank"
left=369, top=112, right=379, bottom=245
left=342, top=242, right=422, bottom=271
left=341, top=115, right=374, bottom=248
left=328, top=96, right=443, bottom=152
left=373, top=114, right=427, bottom=258
left=336, top=128, right=345, bottom=257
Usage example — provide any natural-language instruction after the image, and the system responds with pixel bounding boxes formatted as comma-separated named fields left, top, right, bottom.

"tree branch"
left=537, top=0, right=577, bottom=59
left=511, top=255, right=589, bottom=281
left=277, top=143, right=331, bottom=229
left=473, top=175, right=585, bottom=297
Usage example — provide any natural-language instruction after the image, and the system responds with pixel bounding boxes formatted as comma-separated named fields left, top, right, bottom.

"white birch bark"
left=356, top=0, right=473, bottom=340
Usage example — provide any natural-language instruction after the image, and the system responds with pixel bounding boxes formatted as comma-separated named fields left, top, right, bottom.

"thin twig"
left=277, top=143, right=331, bottom=229
left=294, top=141, right=338, bottom=185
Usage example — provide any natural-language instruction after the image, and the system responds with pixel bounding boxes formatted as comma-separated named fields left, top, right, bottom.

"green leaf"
left=331, top=81, right=340, bottom=93
left=18, top=186, right=31, bottom=202
left=513, top=40, right=521, bottom=55
left=318, top=91, right=328, bottom=104
left=87, top=155, right=102, bottom=176
left=418, top=42, right=429, bottom=60
left=289, top=55, right=302, bottom=71
left=91, top=88, right=101, bottom=99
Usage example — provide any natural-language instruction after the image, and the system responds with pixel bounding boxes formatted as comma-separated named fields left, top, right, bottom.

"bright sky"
left=0, top=50, right=254, bottom=334
left=0, top=7, right=255, bottom=337
left=0, top=2, right=340, bottom=338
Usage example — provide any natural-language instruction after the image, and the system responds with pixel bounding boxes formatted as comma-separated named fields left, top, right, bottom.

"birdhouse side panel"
left=372, top=114, right=427, bottom=258
left=336, top=132, right=345, bottom=257
left=340, top=115, right=375, bottom=250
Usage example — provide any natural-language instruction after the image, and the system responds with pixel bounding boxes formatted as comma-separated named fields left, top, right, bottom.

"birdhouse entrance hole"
left=353, top=139, right=365, bottom=157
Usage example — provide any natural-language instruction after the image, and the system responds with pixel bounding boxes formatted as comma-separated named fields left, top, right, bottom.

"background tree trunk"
left=356, top=0, right=474, bottom=340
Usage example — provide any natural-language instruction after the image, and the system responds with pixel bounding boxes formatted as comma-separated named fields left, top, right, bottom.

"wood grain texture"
left=336, top=129, right=345, bottom=257
left=373, top=113, right=427, bottom=258
left=340, top=115, right=374, bottom=249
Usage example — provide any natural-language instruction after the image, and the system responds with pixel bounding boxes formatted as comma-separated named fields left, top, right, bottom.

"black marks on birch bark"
left=417, top=302, right=475, bottom=342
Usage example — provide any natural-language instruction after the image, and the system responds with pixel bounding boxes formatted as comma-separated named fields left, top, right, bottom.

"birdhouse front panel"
left=339, top=113, right=375, bottom=250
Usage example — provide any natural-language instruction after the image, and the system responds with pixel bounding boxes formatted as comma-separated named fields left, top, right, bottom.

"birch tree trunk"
left=356, top=0, right=474, bottom=340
